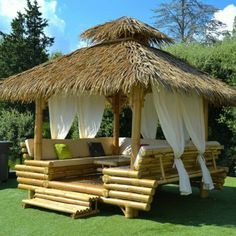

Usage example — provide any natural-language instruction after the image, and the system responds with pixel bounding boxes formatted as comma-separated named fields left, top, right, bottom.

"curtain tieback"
left=197, top=154, right=214, bottom=190
left=173, top=157, right=192, bottom=195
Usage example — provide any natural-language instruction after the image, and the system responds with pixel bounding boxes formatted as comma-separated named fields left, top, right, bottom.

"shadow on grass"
left=98, top=184, right=236, bottom=228
left=2, top=177, right=236, bottom=229
left=0, top=178, right=18, bottom=190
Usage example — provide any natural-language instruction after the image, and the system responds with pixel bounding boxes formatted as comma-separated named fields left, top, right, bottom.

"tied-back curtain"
left=48, top=95, right=77, bottom=139
left=152, top=84, right=192, bottom=195
left=180, top=93, right=214, bottom=190
left=77, top=95, right=105, bottom=138
left=141, top=93, right=158, bottom=139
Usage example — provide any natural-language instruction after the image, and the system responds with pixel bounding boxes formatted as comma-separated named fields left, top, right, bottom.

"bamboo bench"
left=101, top=141, right=228, bottom=217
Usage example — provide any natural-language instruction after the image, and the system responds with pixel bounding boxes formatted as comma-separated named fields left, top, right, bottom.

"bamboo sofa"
left=16, top=137, right=228, bottom=218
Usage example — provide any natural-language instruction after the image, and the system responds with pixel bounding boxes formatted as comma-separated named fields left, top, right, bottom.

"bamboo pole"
left=102, top=175, right=158, bottom=188
left=34, top=193, right=91, bottom=207
left=18, top=184, right=37, bottom=191
left=28, top=190, right=34, bottom=199
left=130, top=85, right=144, bottom=169
left=17, top=177, right=48, bottom=187
left=48, top=181, right=106, bottom=196
left=24, top=160, right=52, bottom=167
left=101, top=197, right=150, bottom=211
left=22, top=198, right=87, bottom=214
left=112, top=92, right=121, bottom=155
left=34, top=97, right=43, bottom=160
left=124, top=207, right=139, bottom=218
left=102, top=168, right=140, bottom=178
left=15, top=165, right=48, bottom=174
left=108, top=190, right=152, bottom=203
left=16, top=171, right=49, bottom=180
left=103, top=183, right=155, bottom=195
left=200, top=183, right=209, bottom=198
left=204, top=99, right=208, bottom=141
left=35, top=188, right=97, bottom=202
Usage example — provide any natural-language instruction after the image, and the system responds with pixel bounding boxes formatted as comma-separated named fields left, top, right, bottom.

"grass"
left=0, top=177, right=236, bottom=236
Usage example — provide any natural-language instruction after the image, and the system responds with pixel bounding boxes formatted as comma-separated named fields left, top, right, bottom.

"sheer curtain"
left=152, top=84, right=192, bottom=195
left=77, top=94, right=105, bottom=138
left=48, top=95, right=77, bottom=139
left=141, top=93, right=158, bottom=139
left=180, top=93, right=214, bottom=190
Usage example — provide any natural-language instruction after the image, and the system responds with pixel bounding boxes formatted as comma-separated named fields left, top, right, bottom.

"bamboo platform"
left=22, top=188, right=100, bottom=219
left=17, top=141, right=228, bottom=219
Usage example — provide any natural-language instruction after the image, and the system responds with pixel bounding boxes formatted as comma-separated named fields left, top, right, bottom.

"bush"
left=0, top=109, right=34, bottom=167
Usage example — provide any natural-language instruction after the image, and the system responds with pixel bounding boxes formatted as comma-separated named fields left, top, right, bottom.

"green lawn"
left=0, top=177, right=236, bottom=236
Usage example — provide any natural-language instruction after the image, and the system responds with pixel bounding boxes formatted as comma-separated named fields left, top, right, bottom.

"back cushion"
left=25, top=137, right=114, bottom=160
left=119, top=137, right=169, bottom=155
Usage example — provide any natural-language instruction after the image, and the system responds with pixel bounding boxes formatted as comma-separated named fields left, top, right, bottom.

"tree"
left=0, top=12, right=27, bottom=78
left=0, top=0, right=54, bottom=78
left=24, top=0, right=54, bottom=68
left=233, top=16, right=236, bottom=37
left=153, top=0, right=226, bottom=43
left=0, top=0, right=54, bottom=112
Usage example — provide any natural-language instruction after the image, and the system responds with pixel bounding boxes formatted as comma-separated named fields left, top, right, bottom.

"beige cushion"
left=119, top=137, right=169, bottom=155
left=25, top=137, right=114, bottom=160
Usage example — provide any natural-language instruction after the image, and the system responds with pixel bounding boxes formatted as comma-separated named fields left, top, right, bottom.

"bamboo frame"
left=131, top=85, right=144, bottom=168
left=34, top=193, right=91, bottom=207
left=15, top=165, right=48, bottom=174
left=108, top=190, right=152, bottom=203
left=204, top=99, right=208, bottom=141
left=34, top=188, right=98, bottom=201
left=102, top=175, right=158, bottom=188
left=112, top=92, right=121, bottom=155
left=103, top=183, right=154, bottom=195
left=100, top=197, right=150, bottom=211
left=102, top=168, right=140, bottom=178
left=34, top=97, right=43, bottom=160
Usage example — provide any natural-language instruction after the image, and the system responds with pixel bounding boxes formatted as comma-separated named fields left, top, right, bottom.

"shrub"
left=167, top=38, right=236, bottom=175
left=0, top=109, right=34, bottom=166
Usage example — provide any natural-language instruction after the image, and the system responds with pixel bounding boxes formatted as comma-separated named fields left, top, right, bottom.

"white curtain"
left=141, top=93, right=159, bottom=139
left=48, top=95, right=77, bottom=139
left=152, top=84, right=192, bottom=195
left=77, top=95, right=105, bottom=138
left=180, top=93, right=214, bottom=190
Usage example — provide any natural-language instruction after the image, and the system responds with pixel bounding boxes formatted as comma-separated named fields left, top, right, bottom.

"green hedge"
left=167, top=38, right=236, bottom=175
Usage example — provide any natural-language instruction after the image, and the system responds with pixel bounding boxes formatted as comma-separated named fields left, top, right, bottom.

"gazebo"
left=0, top=17, right=235, bottom=219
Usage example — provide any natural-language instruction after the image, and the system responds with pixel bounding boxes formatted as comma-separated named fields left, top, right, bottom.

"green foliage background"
left=167, top=38, right=236, bottom=175
left=0, top=109, right=34, bottom=166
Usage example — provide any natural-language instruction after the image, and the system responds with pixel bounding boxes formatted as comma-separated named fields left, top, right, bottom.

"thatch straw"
left=0, top=17, right=235, bottom=105
left=80, top=16, right=173, bottom=46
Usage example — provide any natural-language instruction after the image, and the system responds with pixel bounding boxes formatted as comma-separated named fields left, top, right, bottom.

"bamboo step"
left=22, top=198, right=99, bottom=219
left=22, top=187, right=100, bottom=219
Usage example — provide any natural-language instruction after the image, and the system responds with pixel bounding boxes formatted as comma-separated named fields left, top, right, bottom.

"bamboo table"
left=94, top=156, right=130, bottom=168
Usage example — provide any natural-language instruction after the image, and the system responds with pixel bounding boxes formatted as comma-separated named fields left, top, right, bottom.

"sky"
left=0, top=0, right=236, bottom=54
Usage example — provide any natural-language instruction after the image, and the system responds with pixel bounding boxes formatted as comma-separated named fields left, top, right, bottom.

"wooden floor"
left=46, top=174, right=106, bottom=197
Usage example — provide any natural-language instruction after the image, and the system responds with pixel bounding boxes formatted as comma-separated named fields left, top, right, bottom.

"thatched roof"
left=81, top=16, right=173, bottom=46
left=0, top=17, right=236, bottom=105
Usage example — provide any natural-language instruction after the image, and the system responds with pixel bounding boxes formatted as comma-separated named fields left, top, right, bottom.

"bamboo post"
left=200, top=182, right=209, bottom=198
left=112, top=92, right=121, bottom=155
left=34, top=97, right=43, bottom=160
left=28, top=190, right=34, bottom=199
left=202, top=99, right=209, bottom=198
left=203, top=99, right=208, bottom=141
left=130, top=85, right=144, bottom=169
